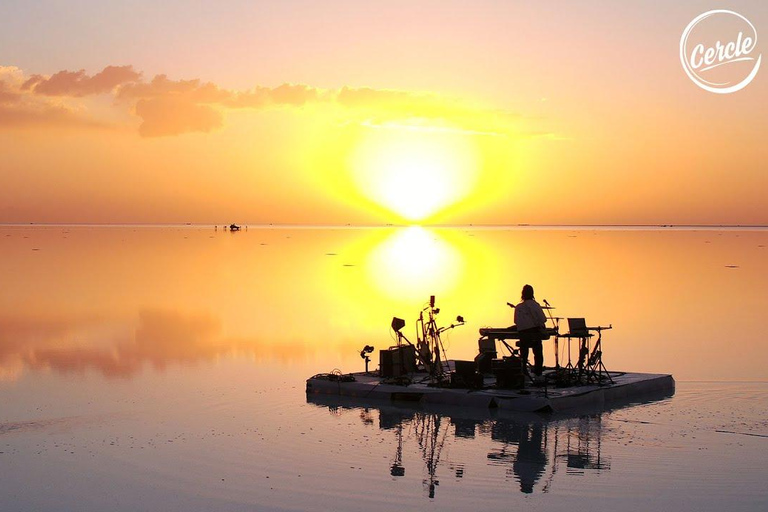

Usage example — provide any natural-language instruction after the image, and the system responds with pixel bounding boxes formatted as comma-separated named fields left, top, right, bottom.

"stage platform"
left=306, top=367, right=675, bottom=413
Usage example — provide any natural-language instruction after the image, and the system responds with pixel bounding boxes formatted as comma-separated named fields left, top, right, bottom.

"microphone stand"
left=543, top=299, right=560, bottom=369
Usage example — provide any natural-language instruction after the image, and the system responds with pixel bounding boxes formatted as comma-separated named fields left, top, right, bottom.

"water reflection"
left=0, top=309, right=319, bottom=379
left=307, top=395, right=620, bottom=497
left=487, top=420, right=548, bottom=493
left=366, top=227, right=463, bottom=301
left=1, top=226, right=767, bottom=381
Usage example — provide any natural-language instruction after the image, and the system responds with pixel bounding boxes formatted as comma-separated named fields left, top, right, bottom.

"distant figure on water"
left=513, top=284, right=548, bottom=376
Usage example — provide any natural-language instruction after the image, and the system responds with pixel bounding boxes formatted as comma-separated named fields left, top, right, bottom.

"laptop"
left=567, top=318, right=589, bottom=337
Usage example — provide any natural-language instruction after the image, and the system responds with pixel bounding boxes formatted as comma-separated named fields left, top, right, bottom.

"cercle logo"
left=680, top=10, right=761, bottom=94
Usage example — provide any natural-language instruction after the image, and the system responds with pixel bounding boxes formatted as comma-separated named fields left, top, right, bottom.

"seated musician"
left=513, top=284, right=548, bottom=376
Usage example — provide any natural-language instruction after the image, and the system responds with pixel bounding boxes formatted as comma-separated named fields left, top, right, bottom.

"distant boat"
left=229, top=224, right=241, bottom=231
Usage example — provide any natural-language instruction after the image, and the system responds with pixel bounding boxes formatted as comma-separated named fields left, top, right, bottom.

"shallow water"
left=1, top=226, right=767, bottom=511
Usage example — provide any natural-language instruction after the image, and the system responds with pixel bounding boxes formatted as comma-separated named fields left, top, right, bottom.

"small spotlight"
left=360, top=345, right=374, bottom=373
left=391, top=317, right=406, bottom=332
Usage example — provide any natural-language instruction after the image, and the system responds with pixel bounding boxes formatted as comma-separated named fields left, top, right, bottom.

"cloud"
left=1, top=64, right=529, bottom=138
left=119, top=75, right=320, bottom=107
left=0, top=79, right=20, bottom=105
left=335, top=86, right=520, bottom=133
left=0, top=310, right=224, bottom=378
left=264, top=83, right=319, bottom=106
left=225, top=83, right=321, bottom=108
left=119, top=76, right=324, bottom=136
left=116, top=75, right=229, bottom=136
left=0, top=65, right=106, bottom=129
left=0, top=309, right=319, bottom=379
left=121, top=79, right=457, bottom=137
left=0, top=67, right=26, bottom=105
left=22, top=65, right=141, bottom=96
left=135, top=96, right=223, bottom=137
left=117, top=74, right=229, bottom=102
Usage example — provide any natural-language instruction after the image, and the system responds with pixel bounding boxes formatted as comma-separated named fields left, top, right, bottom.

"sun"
left=350, top=128, right=478, bottom=222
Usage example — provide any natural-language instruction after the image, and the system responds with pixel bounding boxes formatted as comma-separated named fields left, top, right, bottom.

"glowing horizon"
left=0, top=1, right=766, bottom=225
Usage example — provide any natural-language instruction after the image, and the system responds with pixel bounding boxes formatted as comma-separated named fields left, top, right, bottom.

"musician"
left=513, top=284, right=548, bottom=376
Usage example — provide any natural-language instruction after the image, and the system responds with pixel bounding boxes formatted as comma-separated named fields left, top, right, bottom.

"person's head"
left=521, top=284, right=534, bottom=301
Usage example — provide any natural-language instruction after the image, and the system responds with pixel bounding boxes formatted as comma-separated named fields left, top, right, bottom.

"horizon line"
left=2, top=222, right=767, bottom=230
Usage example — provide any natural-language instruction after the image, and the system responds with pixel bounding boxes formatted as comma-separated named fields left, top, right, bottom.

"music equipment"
left=492, top=357, right=525, bottom=389
left=478, top=326, right=558, bottom=341
left=380, top=345, right=417, bottom=378
left=450, top=360, right=483, bottom=389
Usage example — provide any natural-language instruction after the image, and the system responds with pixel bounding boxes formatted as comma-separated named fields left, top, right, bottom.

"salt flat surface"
left=1, top=226, right=767, bottom=510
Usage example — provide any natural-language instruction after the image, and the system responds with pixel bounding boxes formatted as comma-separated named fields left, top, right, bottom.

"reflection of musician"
left=513, top=284, right=547, bottom=376
left=514, top=423, right=546, bottom=494
left=489, top=420, right=547, bottom=494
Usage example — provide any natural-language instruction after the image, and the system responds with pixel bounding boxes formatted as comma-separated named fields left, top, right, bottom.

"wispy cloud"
left=0, top=66, right=105, bottom=129
left=1, top=64, right=534, bottom=138
left=134, top=96, right=223, bottom=137
left=22, top=65, right=141, bottom=96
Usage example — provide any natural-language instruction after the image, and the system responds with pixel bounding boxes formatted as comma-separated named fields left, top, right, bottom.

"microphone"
left=506, top=302, right=516, bottom=308
left=543, top=299, right=551, bottom=307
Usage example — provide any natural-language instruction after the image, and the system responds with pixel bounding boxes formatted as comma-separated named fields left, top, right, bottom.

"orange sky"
left=0, top=1, right=766, bottom=225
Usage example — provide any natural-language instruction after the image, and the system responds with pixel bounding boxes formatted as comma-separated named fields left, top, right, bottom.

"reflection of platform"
left=306, top=367, right=674, bottom=413
left=307, top=387, right=667, bottom=495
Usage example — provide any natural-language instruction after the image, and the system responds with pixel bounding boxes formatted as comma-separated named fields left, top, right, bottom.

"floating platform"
left=306, top=367, right=674, bottom=413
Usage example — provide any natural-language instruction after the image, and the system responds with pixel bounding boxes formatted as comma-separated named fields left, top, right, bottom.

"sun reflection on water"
left=1, top=227, right=767, bottom=381
left=366, top=227, right=464, bottom=301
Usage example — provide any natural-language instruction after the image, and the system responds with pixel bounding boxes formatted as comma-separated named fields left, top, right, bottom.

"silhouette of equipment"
left=383, top=296, right=465, bottom=384
left=557, top=318, right=613, bottom=384
left=478, top=301, right=615, bottom=389
left=360, top=345, right=374, bottom=373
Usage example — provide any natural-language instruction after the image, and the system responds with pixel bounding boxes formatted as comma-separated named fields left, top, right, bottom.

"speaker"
left=475, top=352, right=495, bottom=373
left=454, top=360, right=476, bottom=376
left=380, top=345, right=417, bottom=377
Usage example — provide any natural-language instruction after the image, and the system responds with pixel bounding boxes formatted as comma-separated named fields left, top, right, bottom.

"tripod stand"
left=416, top=296, right=464, bottom=384
left=585, top=325, right=613, bottom=384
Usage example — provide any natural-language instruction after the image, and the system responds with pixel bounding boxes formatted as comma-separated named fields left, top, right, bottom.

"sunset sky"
left=1, top=0, right=766, bottom=225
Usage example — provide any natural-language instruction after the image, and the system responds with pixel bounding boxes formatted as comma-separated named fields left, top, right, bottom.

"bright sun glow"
left=351, top=129, right=478, bottom=222
left=367, top=227, right=463, bottom=300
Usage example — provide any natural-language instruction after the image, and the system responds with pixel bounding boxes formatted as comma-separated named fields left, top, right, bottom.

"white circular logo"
left=680, top=10, right=761, bottom=94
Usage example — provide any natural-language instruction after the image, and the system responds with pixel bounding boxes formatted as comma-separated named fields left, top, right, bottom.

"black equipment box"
left=450, top=359, right=483, bottom=389
left=380, top=345, right=417, bottom=377
left=454, top=360, right=477, bottom=376
left=475, top=338, right=497, bottom=373
left=492, top=356, right=525, bottom=389
left=450, top=371, right=484, bottom=389
left=475, top=352, right=495, bottom=373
